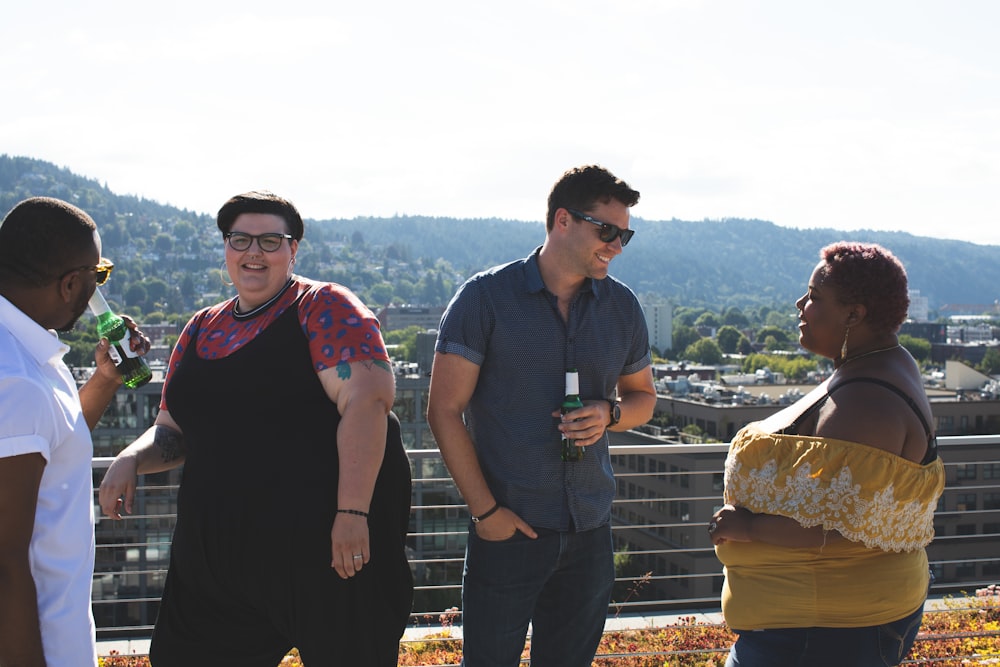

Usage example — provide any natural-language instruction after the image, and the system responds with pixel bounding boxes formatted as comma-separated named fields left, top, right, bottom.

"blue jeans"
left=724, top=604, right=924, bottom=667
left=459, top=523, right=615, bottom=667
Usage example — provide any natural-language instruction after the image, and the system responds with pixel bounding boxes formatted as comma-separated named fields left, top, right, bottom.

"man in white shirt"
left=0, top=197, right=148, bottom=667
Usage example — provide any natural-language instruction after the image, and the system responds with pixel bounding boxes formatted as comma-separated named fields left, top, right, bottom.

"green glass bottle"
left=560, top=368, right=585, bottom=462
left=88, top=288, right=152, bottom=389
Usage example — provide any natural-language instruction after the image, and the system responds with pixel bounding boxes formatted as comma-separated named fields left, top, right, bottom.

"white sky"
left=2, top=0, right=998, bottom=245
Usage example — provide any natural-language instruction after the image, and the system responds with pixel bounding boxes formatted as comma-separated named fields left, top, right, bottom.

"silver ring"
left=353, top=554, right=363, bottom=559
left=708, top=521, right=718, bottom=534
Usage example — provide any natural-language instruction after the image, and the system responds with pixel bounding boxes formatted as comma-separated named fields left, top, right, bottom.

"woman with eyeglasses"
left=98, top=191, right=413, bottom=666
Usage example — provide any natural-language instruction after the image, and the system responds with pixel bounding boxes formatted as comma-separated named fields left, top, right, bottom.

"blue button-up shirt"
left=435, top=248, right=651, bottom=531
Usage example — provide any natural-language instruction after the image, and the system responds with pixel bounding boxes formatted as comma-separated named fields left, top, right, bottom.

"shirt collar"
left=523, top=246, right=599, bottom=298
left=0, top=294, right=69, bottom=366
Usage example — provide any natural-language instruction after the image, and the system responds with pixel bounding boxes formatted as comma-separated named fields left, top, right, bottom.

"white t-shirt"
left=0, top=295, right=98, bottom=666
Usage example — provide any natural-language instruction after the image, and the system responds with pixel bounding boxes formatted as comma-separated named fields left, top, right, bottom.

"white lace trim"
left=724, top=455, right=939, bottom=552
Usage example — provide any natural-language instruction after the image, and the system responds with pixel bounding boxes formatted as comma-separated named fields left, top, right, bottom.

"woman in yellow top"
left=710, top=242, right=945, bottom=667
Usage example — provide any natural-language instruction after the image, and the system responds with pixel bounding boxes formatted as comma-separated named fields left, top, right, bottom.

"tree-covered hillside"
left=3, top=153, right=1000, bottom=321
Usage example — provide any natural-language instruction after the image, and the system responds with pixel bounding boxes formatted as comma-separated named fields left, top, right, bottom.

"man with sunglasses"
left=0, top=197, right=149, bottom=666
left=428, top=165, right=657, bottom=667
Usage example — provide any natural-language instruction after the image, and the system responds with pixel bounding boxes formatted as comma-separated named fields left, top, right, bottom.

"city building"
left=641, top=300, right=673, bottom=355
left=375, top=304, right=446, bottom=333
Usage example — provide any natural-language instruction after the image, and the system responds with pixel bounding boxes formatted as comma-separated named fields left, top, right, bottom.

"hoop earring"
left=220, top=261, right=234, bottom=287
left=840, top=326, right=850, bottom=360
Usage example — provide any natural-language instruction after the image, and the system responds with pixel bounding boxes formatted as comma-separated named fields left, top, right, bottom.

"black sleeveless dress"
left=150, top=296, right=413, bottom=666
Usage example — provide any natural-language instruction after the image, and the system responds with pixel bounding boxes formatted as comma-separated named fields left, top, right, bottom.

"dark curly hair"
left=545, top=165, right=640, bottom=231
left=217, top=190, right=304, bottom=240
left=819, top=241, right=909, bottom=335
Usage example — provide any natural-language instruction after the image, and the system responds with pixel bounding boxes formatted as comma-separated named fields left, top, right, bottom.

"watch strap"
left=606, top=398, right=620, bottom=426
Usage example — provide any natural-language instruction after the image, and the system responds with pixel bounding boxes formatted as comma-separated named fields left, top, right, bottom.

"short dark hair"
left=216, top=190, right=304, bottom=240
left=819, top=241, right=910, bottom=335
left=546, top=165, right=640, bottom=231
left=0, top=197, right=98, bottom=288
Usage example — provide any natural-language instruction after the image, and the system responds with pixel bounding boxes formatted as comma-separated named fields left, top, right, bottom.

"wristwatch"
left=606, top=398, right=621, bottom=426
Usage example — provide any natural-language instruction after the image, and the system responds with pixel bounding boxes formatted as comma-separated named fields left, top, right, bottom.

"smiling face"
left=565, top=198, right=631, bottom=281
left=795, top=261, right=853, bottom=359
left=224, top=213, right=298, bottom=310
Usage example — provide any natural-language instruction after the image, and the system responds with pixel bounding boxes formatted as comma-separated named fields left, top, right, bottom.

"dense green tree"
left=684, top=338, right=724, bottom=365
left=383, top=326, right=424, bottom=362
left=899, top=334, right=931, bottom=363
left=142, top=278, right=169, bottom=305
left=741, top=353, right=819, bottom=381
left=672, top=325, right=701, bottom=356
left=180, top=274, right=195, bottom=299
left=125, top=283, right=148, bottom=308
left=722, top=306, right=749, bottom=328
left=716, top=325, right=742, bottom=354
left=765, top=310, right=796, bottom=329
left=694, top=311, right=721, bottom=329
left=368, top=281, right=395, bottom=306
left=674, top=306, right=708, bottom=327
left=978, top=347, right=1000, bottom=376
left=154, top=233, right=173, bottom=255
left=755, top=326, right=792, bottom=346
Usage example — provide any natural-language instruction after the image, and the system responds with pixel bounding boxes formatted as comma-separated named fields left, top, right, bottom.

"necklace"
left=232, top=277, right=295, bottom=321
left=838, top=343, right=902, bottom=367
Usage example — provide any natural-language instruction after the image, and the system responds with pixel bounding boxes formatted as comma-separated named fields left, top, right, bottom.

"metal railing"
left=91, top=435, right=1000, bottom=663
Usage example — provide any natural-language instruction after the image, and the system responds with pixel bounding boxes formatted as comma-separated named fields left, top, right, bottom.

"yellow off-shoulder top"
left=715, top=424, right=945, bottom=630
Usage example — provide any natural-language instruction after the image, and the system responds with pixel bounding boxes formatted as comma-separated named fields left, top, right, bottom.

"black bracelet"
left=471, top=502, right=500, bottom=524
left=337, top=508, right=369, bottom=518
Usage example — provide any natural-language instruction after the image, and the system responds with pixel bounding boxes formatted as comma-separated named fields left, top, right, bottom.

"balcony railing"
left=91, top=435, right=1000, bottom=663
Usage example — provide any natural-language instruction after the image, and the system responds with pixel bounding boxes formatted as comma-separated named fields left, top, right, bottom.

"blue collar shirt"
left=435, top=248, right=651, bottom=532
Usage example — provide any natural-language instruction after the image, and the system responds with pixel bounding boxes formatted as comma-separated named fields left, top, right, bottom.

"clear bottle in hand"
left=88, top=288, right=152, bottom=389
left=561, top=368, right=585, bottom=462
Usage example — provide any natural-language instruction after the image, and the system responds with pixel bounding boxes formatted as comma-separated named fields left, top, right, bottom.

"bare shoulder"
left=819, top=368, right=930, bottom=457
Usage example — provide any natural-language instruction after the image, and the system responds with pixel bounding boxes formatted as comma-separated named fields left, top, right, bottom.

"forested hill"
left=2, top=154, right=999, bottom=314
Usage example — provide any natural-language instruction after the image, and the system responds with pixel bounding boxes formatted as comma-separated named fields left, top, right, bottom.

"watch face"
left=613, top=403, right=621, bottom=423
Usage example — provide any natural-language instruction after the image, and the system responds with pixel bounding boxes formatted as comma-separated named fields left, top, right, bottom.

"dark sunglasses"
left=225, top=231, right=294, bottom=253
left=565, top=208, right=635, bottom=247
left=61, top=257, right=115, bottom=286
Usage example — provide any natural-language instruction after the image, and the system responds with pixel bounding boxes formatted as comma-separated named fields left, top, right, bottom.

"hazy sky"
left=3, top=1, right=998, bottom=245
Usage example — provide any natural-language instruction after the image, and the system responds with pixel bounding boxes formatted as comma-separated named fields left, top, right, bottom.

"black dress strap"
left=778, top=376, right=937, bottom=465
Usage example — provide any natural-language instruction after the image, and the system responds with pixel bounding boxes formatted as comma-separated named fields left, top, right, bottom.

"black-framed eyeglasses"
left=225, top=231, right=295, bottom=253
left=60, top=257, right=115, bottom=286
left=565, top=208, right=635, bottom=247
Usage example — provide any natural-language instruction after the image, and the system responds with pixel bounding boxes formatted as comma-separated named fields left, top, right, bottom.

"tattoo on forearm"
left=335, top=359, right=393, bottom=380
left=154, top=426, right=185, bottom=463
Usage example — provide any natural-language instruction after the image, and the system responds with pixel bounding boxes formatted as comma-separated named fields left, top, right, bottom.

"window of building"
left=985, top=493, right=1000, bottom=510
left=955, top=524, right=977, bottom=536
left=955, top=562, right=976, bottom=577
left=984, top=464, right=1000, bottom=480
left=712, top=473, right=724, bottom=492
left=956, top=494, right=977, bottom=511
left=956, top=464, right=977, bottom=480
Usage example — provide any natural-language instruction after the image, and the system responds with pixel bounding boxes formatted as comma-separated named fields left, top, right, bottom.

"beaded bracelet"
left=337, top=508, right=369, bottom=518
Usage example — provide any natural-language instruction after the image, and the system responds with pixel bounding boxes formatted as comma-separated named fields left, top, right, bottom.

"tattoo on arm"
left=335, top=359, right=393, bottom=380
left=154, top=425, right=186, bottom=463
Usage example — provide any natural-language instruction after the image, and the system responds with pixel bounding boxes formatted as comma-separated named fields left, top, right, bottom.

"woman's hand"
left=331, top=512, right=370, bottom=579
left=99, top=453, right=139, bottom=520
left=708, top=504, right=755, bottom=546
